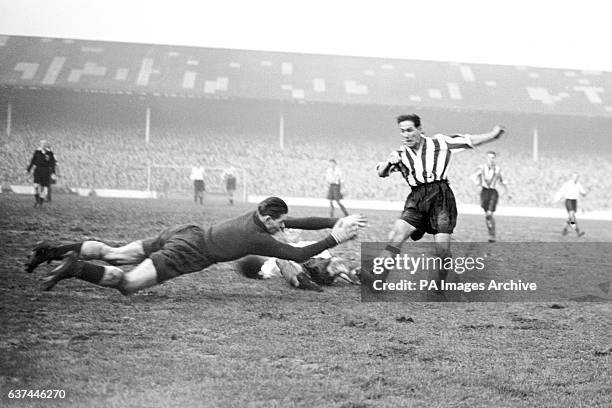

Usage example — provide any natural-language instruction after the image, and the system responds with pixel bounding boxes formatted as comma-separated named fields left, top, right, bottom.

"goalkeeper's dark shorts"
left=400, top=180, right=457, bottom=235
left=142, top=224, right=214, bottom=282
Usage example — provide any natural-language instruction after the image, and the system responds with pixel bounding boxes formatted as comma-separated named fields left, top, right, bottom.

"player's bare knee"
left=117, top=275, right=143, bottom=296
left=389, top=221, right=413, bottom=243
left=117, top=265, right=156, bottom=296
left=100, top=266, right=124, bottom=287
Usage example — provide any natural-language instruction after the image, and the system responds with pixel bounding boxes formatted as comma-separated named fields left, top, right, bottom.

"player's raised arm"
left=468, top=125, right=506, bottom=146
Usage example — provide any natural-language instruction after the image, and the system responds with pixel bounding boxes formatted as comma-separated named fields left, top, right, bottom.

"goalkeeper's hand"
left=331, top=214, right=367, bottom=244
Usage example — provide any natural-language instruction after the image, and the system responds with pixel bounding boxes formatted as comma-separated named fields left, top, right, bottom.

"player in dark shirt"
left=25, top=197, right=366, bottom=294
left=26, top=140, right=57, bottom=207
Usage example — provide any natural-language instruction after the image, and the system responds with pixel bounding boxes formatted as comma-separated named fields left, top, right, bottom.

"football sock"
left=74, top=261, right=106, bottom=284
left=53, top=243, right=84, bottom=259
left=485, top=214, right=494, bottom=227
left=385, top=244, right=401, bottom=255
left=435, top=248, right=452, bottom=286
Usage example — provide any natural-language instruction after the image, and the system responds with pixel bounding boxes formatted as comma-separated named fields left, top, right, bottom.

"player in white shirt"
left=553, top=173, right=587, bottom=237
left=189, top=163, right=206, bottom=205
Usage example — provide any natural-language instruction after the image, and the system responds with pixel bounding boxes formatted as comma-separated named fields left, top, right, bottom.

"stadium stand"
left=1, top=35, right=612, bottom=116
left=1, top=35, right=611, bottom=210
left=2, top=116, right=611, bottom=210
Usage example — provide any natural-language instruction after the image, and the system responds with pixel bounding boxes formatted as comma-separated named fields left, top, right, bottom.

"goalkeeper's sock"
left=52, top=243, right=84, bottom=259
left=74, top=261, right=106, bottom=284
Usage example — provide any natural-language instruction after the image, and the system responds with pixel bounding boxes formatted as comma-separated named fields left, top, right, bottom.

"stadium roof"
left=1, top=35, right=611, bottom=117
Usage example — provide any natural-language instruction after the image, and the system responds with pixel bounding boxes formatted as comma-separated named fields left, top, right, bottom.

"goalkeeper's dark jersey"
left=143, top=211, right=339, bottom=282
left=203, top=211, right=338, bottom=263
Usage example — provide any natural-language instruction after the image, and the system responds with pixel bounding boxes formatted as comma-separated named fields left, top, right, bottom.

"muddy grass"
left=1, top=194, right=610, bottom=407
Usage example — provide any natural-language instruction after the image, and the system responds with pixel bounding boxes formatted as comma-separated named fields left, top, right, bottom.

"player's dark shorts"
left=33, top=167, right=52, bottom=187
left=565, top=199, right=578, bottom=212
left=226, top=176, right=236, bottom=191
left=194, top=180, right=205, bottom=193
left=327, top=183, right=343, bottom=200
left=142, top=224, right=214, bottom=283
left=400, top=180, right=457, bottom=235
left=480, top=187, right=499, bottom=212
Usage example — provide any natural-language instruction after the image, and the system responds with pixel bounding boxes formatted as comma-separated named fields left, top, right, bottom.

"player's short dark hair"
left=396, top=114, right=421, bottom=127
left=258, top=196, right=289, bottom=219
left=329, top=159, right=337, bottom=164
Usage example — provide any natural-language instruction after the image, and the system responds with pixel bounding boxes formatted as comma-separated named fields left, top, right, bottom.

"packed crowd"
left=2, top=123, right=611, bottom=210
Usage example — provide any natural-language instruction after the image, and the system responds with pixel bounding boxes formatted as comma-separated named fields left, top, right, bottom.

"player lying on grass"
left=25, top=196, right=367, bottom=295
left=235, top=229, right=360, bottom=291
left=237, top=255, right=359, bottom=292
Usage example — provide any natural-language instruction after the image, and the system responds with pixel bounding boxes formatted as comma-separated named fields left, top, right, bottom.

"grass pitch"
left=1, top=194, right=610, bottom=407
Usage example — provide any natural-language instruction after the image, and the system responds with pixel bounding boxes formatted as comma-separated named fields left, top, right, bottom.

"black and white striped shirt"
left=474, top=164, right=503, bottom=189
left=380, top=134, right=474, bottom=187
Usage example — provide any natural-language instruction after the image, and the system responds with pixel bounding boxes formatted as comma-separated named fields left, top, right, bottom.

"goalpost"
left=146, top=164, right=248, bottom=202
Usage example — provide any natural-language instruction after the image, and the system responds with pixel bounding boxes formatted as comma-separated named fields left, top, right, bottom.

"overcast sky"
left=1, top=0, right=611, bottom=72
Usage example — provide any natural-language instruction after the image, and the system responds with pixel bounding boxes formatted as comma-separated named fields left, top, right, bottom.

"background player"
left=223, top=166, right=238, bottom=205
left=325, top=159, right=349, bottom=217
left=471, top=151, right=510, bottom=242
left=553, top=173, right=587, bottom=237
left=190, top=161, right=206, bottom=205
left=26, top=139, right=57, bottom=207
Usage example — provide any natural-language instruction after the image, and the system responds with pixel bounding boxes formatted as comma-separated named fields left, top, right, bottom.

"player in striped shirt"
left=362, top=113, right=505, bottom=290
left=553, top=173, right=587, bottom=237
left=471, top=151, right=509, bottom=242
